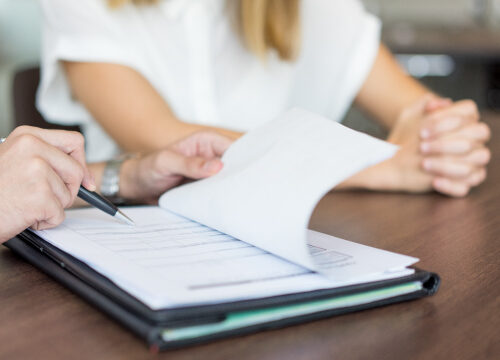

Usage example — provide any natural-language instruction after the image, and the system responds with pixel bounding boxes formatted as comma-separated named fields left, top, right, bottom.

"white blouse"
left=37, top=0, right=381, bottom=162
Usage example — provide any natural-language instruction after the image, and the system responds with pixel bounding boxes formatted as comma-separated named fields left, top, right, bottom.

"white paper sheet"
left=160, top=108, right=398, bottom=271
left=36, top=207, right=417, bottom=310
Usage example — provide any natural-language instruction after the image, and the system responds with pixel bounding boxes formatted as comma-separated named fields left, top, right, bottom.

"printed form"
left=37, top=207, right=416, bottom=310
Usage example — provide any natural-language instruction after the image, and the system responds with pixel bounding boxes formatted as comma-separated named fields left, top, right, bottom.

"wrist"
left=0, top=203, right=29, bottom=244
left=337, top=157, right=403, bottom=192
left=117, top=157, right=139, bottom=201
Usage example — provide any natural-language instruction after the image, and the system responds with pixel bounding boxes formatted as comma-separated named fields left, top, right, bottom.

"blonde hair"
left=107, top=0, right=300, bottom=61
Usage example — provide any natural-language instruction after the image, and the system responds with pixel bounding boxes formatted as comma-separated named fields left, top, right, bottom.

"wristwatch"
left=100, top=157, right=128, bottom=204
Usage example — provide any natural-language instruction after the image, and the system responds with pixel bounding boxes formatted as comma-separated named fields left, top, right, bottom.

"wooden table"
left=1, top=115, right=499, bottom=360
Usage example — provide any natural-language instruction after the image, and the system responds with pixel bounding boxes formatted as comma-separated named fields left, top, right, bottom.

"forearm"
left=336, top=147, right=432, bottom=195
left=336, top=159, right=401, bottom=192
left=166, top=121, right=242, bottom=145
left=64, top=62, right=241, bottom=153
left=354, top=44, right=431, bottom=130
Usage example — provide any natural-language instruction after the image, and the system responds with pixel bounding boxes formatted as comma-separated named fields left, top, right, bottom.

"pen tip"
left=115, top=210, right=135, bottom=226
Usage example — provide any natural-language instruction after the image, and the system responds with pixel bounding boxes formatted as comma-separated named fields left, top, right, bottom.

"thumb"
left=157, top=150, right=224, bottom=179
left=184, top=157, right=224, bottom=179
left=425, top=97, right=452, bottom=114
left=411, top=94, right=437, bottom=115
left=397, top=94, right=435, bottom=124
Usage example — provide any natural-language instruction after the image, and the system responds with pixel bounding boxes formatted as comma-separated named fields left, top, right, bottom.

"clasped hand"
left=389, top=95, right=491, bottom=197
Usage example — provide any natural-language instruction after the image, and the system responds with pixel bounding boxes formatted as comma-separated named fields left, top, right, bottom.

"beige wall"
left=362, top=0, right=500, bottom=28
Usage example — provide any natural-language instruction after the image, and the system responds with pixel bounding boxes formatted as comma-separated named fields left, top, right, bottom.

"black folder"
left=5, top=231, right=440, bottom=351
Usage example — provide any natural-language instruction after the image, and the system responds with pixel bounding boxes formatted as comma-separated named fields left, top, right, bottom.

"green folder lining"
left=162, top=281, right=422, bottom=341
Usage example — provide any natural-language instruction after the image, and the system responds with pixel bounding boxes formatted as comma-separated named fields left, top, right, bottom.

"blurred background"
left=0, top=0, right=499, bottom=137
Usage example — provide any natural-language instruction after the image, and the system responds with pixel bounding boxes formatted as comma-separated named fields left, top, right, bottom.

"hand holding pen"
left=0, top=127, right=233, bottom=243
left=0, top=127, right=133, bottom=243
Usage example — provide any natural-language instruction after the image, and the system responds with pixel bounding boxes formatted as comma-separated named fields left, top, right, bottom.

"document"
left=161, top=108, right=398, bottom=271
left=38, top=207, right=416, bottom=310
left=35, top=108, right=414, bottom=310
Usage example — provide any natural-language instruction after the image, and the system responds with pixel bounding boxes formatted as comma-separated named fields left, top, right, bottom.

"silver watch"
left=100, top=158, right=127, bottom=204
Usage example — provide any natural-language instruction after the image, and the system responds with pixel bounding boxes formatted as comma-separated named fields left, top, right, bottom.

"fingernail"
left=423, top=159, right=433, bottom=171
left=203, top=160, right=222, bottom=174
left=87, top=173, right=97, bottom=191
left=420, top=129, right=430, bottom=139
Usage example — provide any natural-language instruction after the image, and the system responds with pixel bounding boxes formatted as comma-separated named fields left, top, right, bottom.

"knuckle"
left=480, top=168, right=488, bottom=181
left=475, top=148, right=492, bottom=165
left=454, top=184, right=470, bottom=197
left=459, top=186, right=470, bottom=197
left=478, top=123, right=491, bottom=141
left=11, top=125, right=32, bottom=137
left=472, top=169, right=487, bottom=186
left=27, top=157, right=48, bottom=176
left=15, top=133, right=39, bottom=150
left=70, top=131, right=85, bottom=147
left=483, top=148, right=491, bottom=163
left=53, top=208, right=66, bottom=225
left=463, top=100, right=478, bottom=115
left=64, top=162, right=85, bottom=187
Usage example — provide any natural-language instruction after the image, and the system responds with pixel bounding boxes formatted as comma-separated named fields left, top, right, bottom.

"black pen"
left=78, top=186, right=135, bottom=226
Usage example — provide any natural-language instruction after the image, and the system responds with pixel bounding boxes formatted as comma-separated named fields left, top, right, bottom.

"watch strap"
left=100, top=158, right=126, bottom=204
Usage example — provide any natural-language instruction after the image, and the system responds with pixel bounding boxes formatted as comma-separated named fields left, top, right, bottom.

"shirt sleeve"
left=293, top=0, right=381, bottom=122
left=36, top=0, right=146, bottom=125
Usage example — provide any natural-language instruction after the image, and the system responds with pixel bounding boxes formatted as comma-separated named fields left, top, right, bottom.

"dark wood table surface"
left=1, top=114, right=499, bottom=360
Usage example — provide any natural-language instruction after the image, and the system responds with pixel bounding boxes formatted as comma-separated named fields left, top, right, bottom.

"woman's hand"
left=0, top=126, right=95, bottom=242
left=342, top=95, right=491, bottom=197
left=118, top=131, right=234, bottom=203
left=382, top=95, right=490, bottom=197
left=418, top=98, right=491, bottom=196
left=342, top=96, right=435, bottom=194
